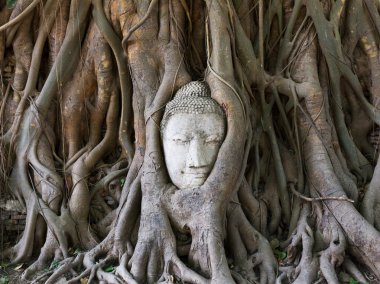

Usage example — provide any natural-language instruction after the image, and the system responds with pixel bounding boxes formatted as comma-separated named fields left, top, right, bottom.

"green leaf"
left=74, top=248, right=82, bottom=255
left=103, top=265, right=115, bottom=273
left=6, top=0, right=17, bottom=9
left=49, top=260, right=60, bottom=270
left=120, top=178, right=125, bottom=187
left=0, top=262, right=10, bottom=269
left=68, top=247, right=82, bottom=256
left=0, top=276, right=10, bottom=284
left=348, top=278, right=368, bottom=284
left=273, top=249, right=287, bottom=260
left=348, top=278, right=358, bottom=284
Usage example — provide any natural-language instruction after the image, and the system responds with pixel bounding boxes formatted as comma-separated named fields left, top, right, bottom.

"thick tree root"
left=2, top=1, right=380, bottom=283
left=228, top=203, right=277, bottom=284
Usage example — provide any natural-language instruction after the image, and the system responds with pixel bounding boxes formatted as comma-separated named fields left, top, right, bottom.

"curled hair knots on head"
left=161, top=81, right=225, bottom=133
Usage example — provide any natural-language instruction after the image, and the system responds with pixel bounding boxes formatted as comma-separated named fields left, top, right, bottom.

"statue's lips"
left=182, top=172, right=209, bottom=178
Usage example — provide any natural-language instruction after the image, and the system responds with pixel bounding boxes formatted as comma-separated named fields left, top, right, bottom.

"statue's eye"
left=172, top=135, right=189, bottom=144
left=205, top=135, right=221, bottom=144
left=174, top=139, right=189, bottom=144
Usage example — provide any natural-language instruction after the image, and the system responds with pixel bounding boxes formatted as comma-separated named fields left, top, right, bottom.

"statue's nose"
left=187, top=139, right=208, bottom=168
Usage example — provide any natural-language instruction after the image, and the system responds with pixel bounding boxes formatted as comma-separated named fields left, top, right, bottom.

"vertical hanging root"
left=3, top=0, right=380, bottom=283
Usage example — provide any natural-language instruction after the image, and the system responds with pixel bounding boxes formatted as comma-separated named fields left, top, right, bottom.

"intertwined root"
left=227, top=204, right=277, bottom=284
left=2, top=0, right=380, bottom=283
left=361, top=160, right=380, bottom=230
left=276, top=202, right=373, bottom=284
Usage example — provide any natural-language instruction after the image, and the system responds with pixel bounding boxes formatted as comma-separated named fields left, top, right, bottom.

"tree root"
left=0, top=0, right=39, bottom=32
left=361, top=157, right=380, bottom=230
left=36, top=253, right=84, bottom=284
left=22, top=232, right=62, bottom=281
left=342, top=257, right=367, bottom=283
left=2, top=1, right=380, bottom=283
left=280, top=204, right=319, bottom=283
left=319, top=226, right=346, bottom=284
left=228, top=203, right=277, bottom=284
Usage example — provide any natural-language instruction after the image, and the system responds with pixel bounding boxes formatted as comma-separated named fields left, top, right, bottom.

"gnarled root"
left=318, top=213, right=346, bottom=284
left=279, top=203, right=318, bottom=283
left=227, top=202, right=277, bottom=284
left=361, top=157, right=380, bottom=230
left=127, top=203, right=207, bottom=284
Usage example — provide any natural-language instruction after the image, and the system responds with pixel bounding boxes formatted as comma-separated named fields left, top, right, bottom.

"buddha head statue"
left=161, top=81, right=226, bottom=189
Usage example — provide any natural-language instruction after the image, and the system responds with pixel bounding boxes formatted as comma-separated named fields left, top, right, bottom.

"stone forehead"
left=161, top=82, right=225, bottom=132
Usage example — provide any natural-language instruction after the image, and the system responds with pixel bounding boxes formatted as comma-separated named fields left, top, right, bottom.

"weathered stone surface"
left=161, top=82, right=226, bottom=190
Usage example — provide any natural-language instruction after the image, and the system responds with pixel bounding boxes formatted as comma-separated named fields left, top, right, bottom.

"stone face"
left=161, top=82, right=226, bottom=190
left=162, top=113, right=225, bottom=189
left=161, top=82, right=226, bottom=189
